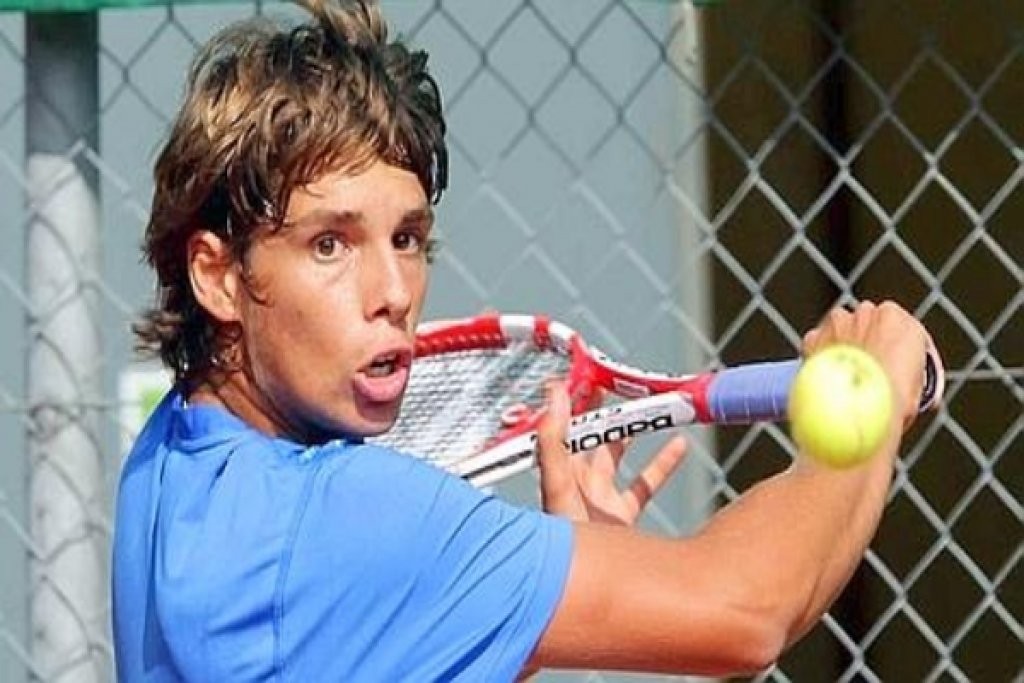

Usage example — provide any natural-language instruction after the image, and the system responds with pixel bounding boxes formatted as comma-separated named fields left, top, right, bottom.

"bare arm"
left=526, top=301, right=935, bottom=676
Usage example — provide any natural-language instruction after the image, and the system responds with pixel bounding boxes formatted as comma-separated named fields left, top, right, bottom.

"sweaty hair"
left=134, top=0, right=447, bottom=385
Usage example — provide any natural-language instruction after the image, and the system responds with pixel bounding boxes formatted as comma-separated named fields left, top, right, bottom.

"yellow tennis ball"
left=788, top=345, right=894, bottom=468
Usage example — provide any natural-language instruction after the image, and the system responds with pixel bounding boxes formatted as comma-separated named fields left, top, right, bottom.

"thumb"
left=537, top=381, right=576, bottom=509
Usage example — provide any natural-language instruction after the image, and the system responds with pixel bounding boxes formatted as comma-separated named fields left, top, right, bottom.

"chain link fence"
left=0, top=0, right=1021, bottom=681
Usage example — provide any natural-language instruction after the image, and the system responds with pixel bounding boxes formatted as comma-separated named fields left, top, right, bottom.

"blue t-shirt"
left=112, top=390, right=573, bottom=682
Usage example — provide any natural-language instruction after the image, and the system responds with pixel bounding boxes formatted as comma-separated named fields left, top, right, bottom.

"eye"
left=393, top=230, right=423, bottom=253
left=395, top=230, right=439, bottom=264
left=313, top=233, right=342, bottom=259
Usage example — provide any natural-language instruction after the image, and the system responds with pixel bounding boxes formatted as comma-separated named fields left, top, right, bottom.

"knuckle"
left=852, top=301, right=876, bottom=321
left=877, top=299, right=903, bottom=317
left=828, top=306, right=848, bottom=324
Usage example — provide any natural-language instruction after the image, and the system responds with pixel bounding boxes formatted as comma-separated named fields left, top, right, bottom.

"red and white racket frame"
left=407, top=313, right=944, bottom=487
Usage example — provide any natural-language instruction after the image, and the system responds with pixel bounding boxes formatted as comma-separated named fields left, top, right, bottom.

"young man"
left=112, top=0, right=939, bottom=680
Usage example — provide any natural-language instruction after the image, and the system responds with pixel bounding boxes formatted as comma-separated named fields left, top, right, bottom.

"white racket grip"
left=459, top=393, right=697, bottom=488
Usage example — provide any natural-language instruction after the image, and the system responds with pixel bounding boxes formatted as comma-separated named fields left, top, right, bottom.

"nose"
left=363, top=244, right=414, bottom=323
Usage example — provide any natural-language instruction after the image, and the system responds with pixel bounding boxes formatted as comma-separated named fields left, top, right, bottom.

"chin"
left=348, top=404, right=402, bottom=438
left=353, top=421, right=397, bottom=439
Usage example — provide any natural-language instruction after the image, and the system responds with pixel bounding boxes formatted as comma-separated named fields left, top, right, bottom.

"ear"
left=187, top=230, right=242, bottom=323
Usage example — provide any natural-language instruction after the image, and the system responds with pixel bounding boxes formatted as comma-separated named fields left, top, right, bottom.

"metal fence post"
left=24, top=11, right=107, bottom=682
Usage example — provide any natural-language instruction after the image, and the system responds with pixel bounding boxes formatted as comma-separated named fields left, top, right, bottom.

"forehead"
left=288, top=162, right=429, bottom=218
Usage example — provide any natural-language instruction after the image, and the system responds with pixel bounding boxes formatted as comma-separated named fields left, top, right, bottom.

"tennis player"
left=112, top=0, right=937, bottom=680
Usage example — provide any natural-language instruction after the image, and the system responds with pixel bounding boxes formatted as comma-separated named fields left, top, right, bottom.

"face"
left=228, top=161, right=432, bottom=442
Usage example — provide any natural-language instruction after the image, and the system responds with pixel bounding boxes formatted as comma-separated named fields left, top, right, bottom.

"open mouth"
left=354, top=348, right=414, bottom=405
left=364, top=348, right=413, bottom=376
left=366, top=352, right=402, bottom=377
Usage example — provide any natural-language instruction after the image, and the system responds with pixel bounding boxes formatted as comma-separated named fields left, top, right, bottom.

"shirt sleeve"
left=277, top=444, right=574, bottom=682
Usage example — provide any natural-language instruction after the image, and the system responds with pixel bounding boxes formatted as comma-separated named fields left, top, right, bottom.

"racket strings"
left=371, top=344, right=571, bottom=467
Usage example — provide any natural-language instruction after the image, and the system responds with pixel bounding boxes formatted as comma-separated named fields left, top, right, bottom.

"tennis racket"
left=370, top=313, right=943, bottom=488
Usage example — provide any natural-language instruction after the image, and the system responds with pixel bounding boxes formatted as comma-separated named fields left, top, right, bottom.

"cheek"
left=245, top=283, right=358, bottom=377
left=409, top=263, right=430, bottom=308
left=251, top=302, right=325, bottom=362
left=239, top=290, right=306, bottom=375
left=243, top=303, right=347, bottom=419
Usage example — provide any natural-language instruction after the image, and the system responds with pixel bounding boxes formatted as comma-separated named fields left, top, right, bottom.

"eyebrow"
left=400, top=207, right=435, bottom=226
left=291, top=206, right=434, bottom=229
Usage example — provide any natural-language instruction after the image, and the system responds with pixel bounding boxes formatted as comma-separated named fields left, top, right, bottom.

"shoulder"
left=300, top=441, right=492, bottom=542
left=279, top=443, right=575, bottom=679
left=307, top=440, right=574, bottom=553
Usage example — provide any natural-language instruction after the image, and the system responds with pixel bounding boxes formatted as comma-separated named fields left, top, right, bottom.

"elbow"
left=714, top=610, right=788, bottom=674
left=739, top=621, right=787, bottom=673
left=691, top=577, right=797, bottom=674
left=698, top=555, right=827, bottom=674
left=674, top=595, right=788, bottom=675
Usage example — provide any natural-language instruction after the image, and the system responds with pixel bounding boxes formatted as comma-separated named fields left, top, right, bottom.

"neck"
left=188, top=370, right=326, bottom=445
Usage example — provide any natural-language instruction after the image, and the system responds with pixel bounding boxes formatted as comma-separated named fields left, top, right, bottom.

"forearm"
left=530, top=428, right=903, bottom=675
left=695, top=420, right=901, bottom=646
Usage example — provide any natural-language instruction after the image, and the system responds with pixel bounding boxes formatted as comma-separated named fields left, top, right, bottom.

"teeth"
left=367, top=363, right=393, bottom=377
left=366, top=355, right=398, bottom=377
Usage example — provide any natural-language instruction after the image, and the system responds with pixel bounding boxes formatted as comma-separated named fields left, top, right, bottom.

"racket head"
left=371, top=314, right=595, bottom=470
left=371, top=313, right=720, bottom=469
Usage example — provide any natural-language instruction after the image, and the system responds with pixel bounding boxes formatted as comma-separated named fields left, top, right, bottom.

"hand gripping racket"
left=370, top=313, right=944, bottom=488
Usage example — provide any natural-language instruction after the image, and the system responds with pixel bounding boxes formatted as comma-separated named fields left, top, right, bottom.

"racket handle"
left=707, top=352, right=943, bottom=424
left=707, top=361, right=798, bottom=424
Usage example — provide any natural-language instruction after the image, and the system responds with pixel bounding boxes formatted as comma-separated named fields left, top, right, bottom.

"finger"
left=537, top=381, right=578, bottom=509
left=582, top=436, right=632, bottom=480
left=607, top=436, right=631, bottom=468
left=816, top=301, right=865, bottom=350
left=802, top=328, right=822, bottom=356
left=826, top=303, right=856, bottom=339
left=624, top=436, right=687, bottom=514
left=851, top=300, right=878, bottom=340
left=805, top=306, right=846, bottom=354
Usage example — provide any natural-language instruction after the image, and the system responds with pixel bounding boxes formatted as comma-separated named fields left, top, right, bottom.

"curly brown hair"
left=134, top=0, right=447, bottom=385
